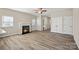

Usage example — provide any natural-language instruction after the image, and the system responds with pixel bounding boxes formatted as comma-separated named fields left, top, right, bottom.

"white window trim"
left=2, top=16, right=14, bottom=27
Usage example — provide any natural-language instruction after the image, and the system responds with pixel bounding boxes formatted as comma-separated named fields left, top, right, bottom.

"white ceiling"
left=9, top=8, right=72, bottom=17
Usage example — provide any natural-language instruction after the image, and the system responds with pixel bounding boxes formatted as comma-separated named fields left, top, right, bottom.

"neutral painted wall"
left=31, top=18, right=37, bottom=31
left=0, top=8, right=36, bottom=36
left=73, top=8, right=79, bottom=48
left=51, top=9, right=73, bottom=17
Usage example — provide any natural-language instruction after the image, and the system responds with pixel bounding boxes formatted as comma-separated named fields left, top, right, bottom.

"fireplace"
left=22, top=26, right=30, bottom=34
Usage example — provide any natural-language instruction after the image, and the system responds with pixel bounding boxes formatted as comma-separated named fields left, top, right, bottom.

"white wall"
left=51, top=9, right=73, bottom=17
left=32, top=18, right=37, bottom=31
left=73, top=8, right=79, bottom=48
left=0, top=8, right=36, bottom=37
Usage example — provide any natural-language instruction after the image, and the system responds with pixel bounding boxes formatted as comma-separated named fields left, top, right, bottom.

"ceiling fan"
left=34, top=8, right=47, bottom=14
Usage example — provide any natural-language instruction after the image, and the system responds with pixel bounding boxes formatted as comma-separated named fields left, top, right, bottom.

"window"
left=2, top=16, right=13, bottom=27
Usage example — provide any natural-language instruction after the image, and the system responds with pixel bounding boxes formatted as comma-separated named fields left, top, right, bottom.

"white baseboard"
left=0, top=33, right=21, bottom=38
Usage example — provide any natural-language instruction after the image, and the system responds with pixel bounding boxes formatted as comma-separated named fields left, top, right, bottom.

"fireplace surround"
left=19, top=23, right=31, bottom=35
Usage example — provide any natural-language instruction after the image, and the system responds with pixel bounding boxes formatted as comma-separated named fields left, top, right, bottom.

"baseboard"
left=0, top=33, right=21, bottom=38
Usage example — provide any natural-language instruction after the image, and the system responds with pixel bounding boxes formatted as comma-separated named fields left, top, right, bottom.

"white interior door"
left=51, top=18, right=58, bottom=32
left=63, top=16, right=73, bottom=35
left=51, top=17, right=62, bottom=33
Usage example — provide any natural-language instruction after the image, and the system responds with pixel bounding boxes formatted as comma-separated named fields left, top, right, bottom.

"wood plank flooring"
left=0, top=30, right=78, bottom=50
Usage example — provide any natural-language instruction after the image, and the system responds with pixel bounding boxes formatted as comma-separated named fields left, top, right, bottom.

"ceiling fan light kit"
left=34, top=8, right=47, bottom=14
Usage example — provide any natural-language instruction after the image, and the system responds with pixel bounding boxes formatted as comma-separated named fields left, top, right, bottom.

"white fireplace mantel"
left=19, top=23, right=32, bottom=34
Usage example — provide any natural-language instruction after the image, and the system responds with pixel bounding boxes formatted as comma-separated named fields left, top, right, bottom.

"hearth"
left=22, top=26, right=30, bottom=34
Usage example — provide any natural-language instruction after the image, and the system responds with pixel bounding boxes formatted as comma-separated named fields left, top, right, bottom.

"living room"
left=0, top=8, right=79, bottom=50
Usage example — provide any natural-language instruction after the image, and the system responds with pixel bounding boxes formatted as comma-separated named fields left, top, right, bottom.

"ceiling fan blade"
left=34, top=8, right=47, bottom=14
left=42, top=10, right=47, bottom=12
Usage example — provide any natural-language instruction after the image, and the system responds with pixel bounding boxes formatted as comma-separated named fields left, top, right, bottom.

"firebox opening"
left=22, top=26, right=30, bottom=34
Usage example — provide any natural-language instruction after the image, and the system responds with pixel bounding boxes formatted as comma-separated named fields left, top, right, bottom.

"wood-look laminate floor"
left=0, top=30, right=78, bottom=50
